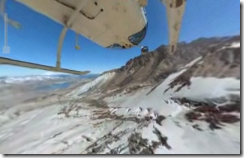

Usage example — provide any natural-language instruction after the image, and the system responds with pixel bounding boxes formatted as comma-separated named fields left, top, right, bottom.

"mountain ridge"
left=96, top=35, right=240, bottom=96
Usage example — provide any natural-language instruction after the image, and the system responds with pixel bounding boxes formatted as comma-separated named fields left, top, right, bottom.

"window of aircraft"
left=107, top=43, right=123, bottom=49
left=128, top=24, right=147, bottom=45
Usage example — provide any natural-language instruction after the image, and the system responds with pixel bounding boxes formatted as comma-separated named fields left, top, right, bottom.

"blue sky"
left=0, top=0, right=240, bottom=76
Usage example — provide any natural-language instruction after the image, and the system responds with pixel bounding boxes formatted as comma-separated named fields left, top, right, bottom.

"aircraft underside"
left=0, top=0, right=186, bottom=75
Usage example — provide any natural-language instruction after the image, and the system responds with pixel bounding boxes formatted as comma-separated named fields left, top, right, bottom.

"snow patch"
left=68, top=72, right=115, bottom=96
left=172, top=77, right=240, bottom=103
left=229, top=42, right=240, bottom=48
left=180, top=56, right=202, bottom=70
left=220, top=42, right=240, bottom=50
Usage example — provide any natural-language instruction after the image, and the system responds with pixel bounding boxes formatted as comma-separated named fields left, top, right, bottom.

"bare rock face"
left=101, top=35, right=240, bottom=94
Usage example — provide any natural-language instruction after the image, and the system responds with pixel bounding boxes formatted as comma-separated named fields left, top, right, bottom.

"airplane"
left=0, top=0, right=186, bottom=75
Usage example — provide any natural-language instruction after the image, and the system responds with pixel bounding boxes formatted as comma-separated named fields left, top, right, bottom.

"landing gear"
left=141, top=46, right=149, bottom=55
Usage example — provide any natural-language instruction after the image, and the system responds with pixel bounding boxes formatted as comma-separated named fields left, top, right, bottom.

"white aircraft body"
left=0, top=0, right=186, bottom=75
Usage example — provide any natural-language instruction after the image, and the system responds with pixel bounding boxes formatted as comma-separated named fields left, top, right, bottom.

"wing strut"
left=56, top=26, right=68, bottom=69
left=161, top=0, right=186, bottom=54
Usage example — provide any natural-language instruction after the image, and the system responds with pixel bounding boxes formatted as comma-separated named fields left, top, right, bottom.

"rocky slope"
left=85, top=35, right=240, bottom=97
left=0, top=35, right=240, bottom=154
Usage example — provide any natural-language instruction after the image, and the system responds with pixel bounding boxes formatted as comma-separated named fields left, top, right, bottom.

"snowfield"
left=0, top=47, right=240, bottom=154
left=68, top=72, right=116, bottom=97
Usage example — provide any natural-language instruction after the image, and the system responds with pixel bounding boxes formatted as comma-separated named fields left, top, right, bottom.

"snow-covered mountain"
left=0, top=74, right=99, bottom=84
left=0, top=35, right=240, bottom=154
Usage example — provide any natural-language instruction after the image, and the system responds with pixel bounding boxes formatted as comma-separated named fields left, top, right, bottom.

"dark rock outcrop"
left=101, top=35, right=240, bottom=95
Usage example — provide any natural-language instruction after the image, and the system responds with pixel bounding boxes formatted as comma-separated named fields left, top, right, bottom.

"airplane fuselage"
left=16, top=0, right=148, bottom=49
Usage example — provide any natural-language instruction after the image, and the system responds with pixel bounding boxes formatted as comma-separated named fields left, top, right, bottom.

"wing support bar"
left=160, top=0, right=186, bottom=54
